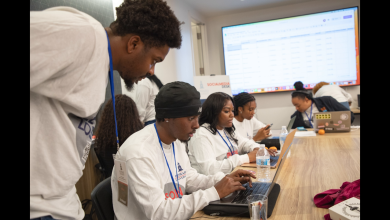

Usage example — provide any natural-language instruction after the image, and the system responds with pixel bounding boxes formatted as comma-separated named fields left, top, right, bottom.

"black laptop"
left=203, top=129, right=297, bottom=218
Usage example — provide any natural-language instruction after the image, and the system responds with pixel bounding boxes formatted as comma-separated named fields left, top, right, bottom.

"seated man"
left=111, top=81, right=256, bottom=220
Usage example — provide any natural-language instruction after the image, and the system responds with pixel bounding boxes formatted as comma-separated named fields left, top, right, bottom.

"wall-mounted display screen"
left=222, top=7, right=359, bottom=95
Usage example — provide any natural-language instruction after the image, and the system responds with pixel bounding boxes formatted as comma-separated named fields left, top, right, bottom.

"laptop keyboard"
left=231, top=182, right=271, bottom=204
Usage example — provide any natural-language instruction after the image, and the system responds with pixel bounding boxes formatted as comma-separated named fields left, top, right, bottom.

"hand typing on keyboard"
left=214, top=169, right=256, bottom=199
left=226, top=169, right=257, bottom=187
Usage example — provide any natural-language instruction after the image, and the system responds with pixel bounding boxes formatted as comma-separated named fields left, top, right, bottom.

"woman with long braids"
left=233, top=92, right=272, bottom=142
left=94, top=94, right=144, bottom=178
left=187, top=92, right=275, bottom=175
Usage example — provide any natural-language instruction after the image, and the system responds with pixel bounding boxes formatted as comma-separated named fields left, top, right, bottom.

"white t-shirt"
left=30, top=7, right=109, bottom=220
left=314, top=85, right=353, bottom=103
left=233, top=117, right=271, bottom=140
left=135, top=78, right=160, bottom=123
left=111, top=124, right=225, bottom=220
left=188, top=123, right=259, bottom=175
left=302, top=102, right=320, bottom=127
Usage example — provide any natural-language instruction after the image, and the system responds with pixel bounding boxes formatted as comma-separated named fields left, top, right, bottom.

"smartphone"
left=297, top=126, right=307, bottom=131
left=265, top=123, right=273, bottom=130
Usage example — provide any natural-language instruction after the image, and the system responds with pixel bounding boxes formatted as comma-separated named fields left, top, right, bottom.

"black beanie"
left=155, top=81, right=202, bottom=118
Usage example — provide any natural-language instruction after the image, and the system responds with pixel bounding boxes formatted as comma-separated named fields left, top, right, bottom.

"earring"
left=166, top=120, right=169, bottom=122
left=240, top=111, right=242, bottom=114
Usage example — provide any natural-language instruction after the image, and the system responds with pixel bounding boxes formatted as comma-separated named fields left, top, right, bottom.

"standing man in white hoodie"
left=30, top=1, right=183, bottom=219
left=111, top=81, right=256, bottom=220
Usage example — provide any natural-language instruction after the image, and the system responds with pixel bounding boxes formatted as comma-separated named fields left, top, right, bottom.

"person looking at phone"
left=111, top=82, right=256, bottom=220
left=187, top=92, right=276, bottom=176
left=233, top=92, right=272, bottom=142
left=291, top=88, right=355, bottom=129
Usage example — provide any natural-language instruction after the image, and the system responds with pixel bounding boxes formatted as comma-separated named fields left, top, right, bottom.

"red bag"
left=313, top=179, right=360, bottom=220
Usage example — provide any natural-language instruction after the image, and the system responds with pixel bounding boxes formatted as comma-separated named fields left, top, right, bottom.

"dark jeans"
left=339, top=101, right=351, bottom=110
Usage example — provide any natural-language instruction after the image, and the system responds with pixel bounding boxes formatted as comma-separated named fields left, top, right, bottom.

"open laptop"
left=287, top=115, right=296, bottom=133
left=203, top=129, right=297, bottom=218
left=313, top=111, right=351, bottom=133
left=259, top=115, right=296, bottom=149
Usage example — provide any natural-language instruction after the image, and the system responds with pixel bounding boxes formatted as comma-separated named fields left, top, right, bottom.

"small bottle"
left=256, top=144, right=270, bottom=182
left=279, top=126, right=288, bottom=152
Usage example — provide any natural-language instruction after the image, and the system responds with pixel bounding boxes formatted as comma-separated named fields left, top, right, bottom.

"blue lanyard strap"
left=304, top=102, right=313, bottom=128
left=217, top=130, right=235, bottom=156
left=154, top=124, right=181, bottom=198
left=105, top=31, right=120, bottom=151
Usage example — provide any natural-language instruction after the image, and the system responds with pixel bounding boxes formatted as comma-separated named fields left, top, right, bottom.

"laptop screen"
left=287, top=116, right=296, bottom=133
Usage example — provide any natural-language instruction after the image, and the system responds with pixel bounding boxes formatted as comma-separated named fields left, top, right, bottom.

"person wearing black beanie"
left=111, top=81, right=256, bottom=220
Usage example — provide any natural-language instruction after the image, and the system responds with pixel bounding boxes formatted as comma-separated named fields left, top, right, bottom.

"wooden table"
left=191, top=129, right=360, bottom=220
left=350, top=108, right=360, bottom=114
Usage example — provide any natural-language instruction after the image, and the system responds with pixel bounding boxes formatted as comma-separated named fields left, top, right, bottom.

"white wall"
left=148, top=0, right=208, bottom=86
left=205, top=0, right=360, bottom=128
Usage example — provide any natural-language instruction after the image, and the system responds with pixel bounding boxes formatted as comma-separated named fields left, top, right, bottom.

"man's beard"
left=179, top=137, right=191, bottom=144
left=124, top=78, right=135, bottom=91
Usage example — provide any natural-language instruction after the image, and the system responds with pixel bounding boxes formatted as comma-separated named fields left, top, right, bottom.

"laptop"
left=203, top=129, right=297, bottom=218
left=287, top=115, right=296, bottom=133
left=313, top=111, right=351, bottom=133
left=259, top=115, right=296, bottom=149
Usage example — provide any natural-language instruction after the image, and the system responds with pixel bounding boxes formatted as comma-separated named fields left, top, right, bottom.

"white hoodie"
left=188, top=123, right=260, bottom=175
left=111, top=124, right=226, bottom=220
left=233, top=117, right=271, bottom=140
left=30, top=7, right=109, bottom=220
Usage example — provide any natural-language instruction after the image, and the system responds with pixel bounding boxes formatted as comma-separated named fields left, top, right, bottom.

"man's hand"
left=247, top=149, right=258, bottom=162
left=226, top=169, right=257, bottom=187
left=214, top=176, right=246, bottom=199
left=253, top=126, right=272, bottom=142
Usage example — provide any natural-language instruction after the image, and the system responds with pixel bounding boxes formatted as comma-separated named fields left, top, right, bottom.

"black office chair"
left=91, top=177, right=114, bottom=220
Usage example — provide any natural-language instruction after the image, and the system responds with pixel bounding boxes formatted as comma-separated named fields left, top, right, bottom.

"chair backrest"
left=91, top=177, right=114, bottom=220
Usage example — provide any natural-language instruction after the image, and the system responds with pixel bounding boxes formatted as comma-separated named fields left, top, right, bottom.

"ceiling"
left=182, top=0, right=316, bottom=17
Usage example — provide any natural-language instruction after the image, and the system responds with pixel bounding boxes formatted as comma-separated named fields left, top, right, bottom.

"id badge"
left=114, top=159, right=128, bottom=206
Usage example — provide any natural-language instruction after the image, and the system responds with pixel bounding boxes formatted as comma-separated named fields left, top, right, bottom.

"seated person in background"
left=135, top=74, right=164, bottom=126
left=111, top=81, right=256, bottom=220
left=290, top=88, right=354, bottom=129
left=94, top=94, right=144, bottom=178
left=188, top=92, right=276, bottom=176
left=313, top=81, right=353, bottom=110
left=233, top=92, right=272, bottom=142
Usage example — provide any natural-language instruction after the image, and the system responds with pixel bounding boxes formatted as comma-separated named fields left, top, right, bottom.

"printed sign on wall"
left=194, top=75, right=232, bottom=99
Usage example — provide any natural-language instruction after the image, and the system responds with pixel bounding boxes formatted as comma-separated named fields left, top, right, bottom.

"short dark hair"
left=233, top=92, right=256, bottom=116
left=199, top=92, right=237, bottom=144
left=293, top=81, right=305, bottom=90
left=110, top=0, right=182, bottom=49
left=291, top=89, right=313, bottom=100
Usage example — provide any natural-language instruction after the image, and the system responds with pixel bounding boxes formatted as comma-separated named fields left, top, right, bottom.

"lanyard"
left=217, top=130, right=235, bottom=156
left=154, top=124, right=181, bottom=199
left=105, top=31, right=120, bottom=151
left=304, top=102, right=313, bottom=128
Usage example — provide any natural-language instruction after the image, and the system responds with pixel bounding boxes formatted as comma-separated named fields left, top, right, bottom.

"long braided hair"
left=233, top=92, right=256, bottom=116
left=95, top=94, right=144, bottom=176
